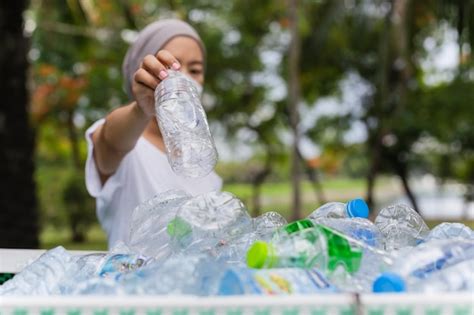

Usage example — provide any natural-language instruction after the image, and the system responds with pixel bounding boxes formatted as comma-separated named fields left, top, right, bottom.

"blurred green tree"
left=28, top=0, right=474, bottom=232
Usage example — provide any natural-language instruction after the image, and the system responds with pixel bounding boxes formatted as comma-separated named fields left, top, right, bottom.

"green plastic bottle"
left=282, top=219, right=316, bottom=234
left=247, top=219, right=363, bottom=274
left=247, top=227, right=327, bottom=269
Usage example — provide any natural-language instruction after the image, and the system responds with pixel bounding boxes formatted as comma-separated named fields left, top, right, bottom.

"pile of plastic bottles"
left=1, top=190, right=473, bottom=296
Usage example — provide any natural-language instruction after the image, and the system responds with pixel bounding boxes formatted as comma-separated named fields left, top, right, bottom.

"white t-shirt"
left=85, top=119, right=223, bottom=248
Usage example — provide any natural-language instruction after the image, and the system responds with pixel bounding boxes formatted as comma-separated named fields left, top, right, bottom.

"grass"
left=41, top=224, right=108, bottom=250
left=224, top=177, right=397, bottom=218
left=224, top=177, right=371, bottom=198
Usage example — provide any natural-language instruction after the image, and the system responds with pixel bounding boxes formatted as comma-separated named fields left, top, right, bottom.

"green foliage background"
left=28, top=0, right=474, bottom=248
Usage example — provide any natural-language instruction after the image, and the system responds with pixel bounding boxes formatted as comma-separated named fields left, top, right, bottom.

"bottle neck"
left=265, top=243, right=278, bottom=268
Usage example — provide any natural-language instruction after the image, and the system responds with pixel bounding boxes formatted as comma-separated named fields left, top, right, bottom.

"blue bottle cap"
left=346, top=198, right=369, bottom=218
left=372, top=272, right=406, bottom=293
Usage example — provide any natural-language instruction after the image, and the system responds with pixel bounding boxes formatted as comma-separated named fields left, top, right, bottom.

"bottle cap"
left=372, top=272, right=406, bottom=293
left=247, top=241, right=272, bottom=268
left=166, top=217, right=192, bottom=238
left=346, top=198, right=369, bottom=218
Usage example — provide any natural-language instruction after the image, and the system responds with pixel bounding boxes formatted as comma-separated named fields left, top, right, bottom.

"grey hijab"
left=122, top=19, right=205, bottom=100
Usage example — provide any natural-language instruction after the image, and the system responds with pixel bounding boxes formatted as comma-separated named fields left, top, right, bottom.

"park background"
left=0, top=0, right=473, bottom=250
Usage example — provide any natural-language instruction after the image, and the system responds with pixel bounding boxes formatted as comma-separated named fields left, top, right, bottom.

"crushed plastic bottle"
left=59, top=253, right=107, bottom=295
left=263, top=219, right=393, bottom=293
left=308, top=198, right=369, bottom=221
left=374, top=204, right=430, bottom=250
left=247, top=221, right=363, bottom=274
left=4, top=192, right=474, bottom=296
left=218, top=267, right=336, bottom=295
left=120, top=254, right=225, bottom=296
left=154, top=70, right=218, bottom=178
left=253, top=211, right=288, bottom=240
left=314, top=217, right=383, bottom=248
left=409, top=259, right=474, bottom=293
left=246, top=226, right=328, bottom=270
left=71, top=277, right=123, bottom=295
left=215, top=212, right=288, bottom=265
left=97, top=253, right=150, bottom=279
left=128, top=189, right=191, bottom=259
left=0, top=246, right=72, bottom=296
left=372, top=239, right=474, bottom=293
left=167, top=191, right=253, bottom=255
left=425, top=222, right=473, bottom=242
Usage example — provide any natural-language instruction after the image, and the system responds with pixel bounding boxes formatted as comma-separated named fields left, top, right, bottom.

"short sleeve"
left=84, top=119, right=106, bottom=197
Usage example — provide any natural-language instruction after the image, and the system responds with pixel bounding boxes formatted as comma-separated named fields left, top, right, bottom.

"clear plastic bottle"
left=374, top=204, right=430, bottom=250
left=218, top=267, right=336, bottom=295
left=215, top=211, right=288, bottom=265
left=119, top=253, right=224, bottom=296
left=128, top=189, right=191, bottom=259
left=252, top=219, right=393, bottom=293
left=308, top=198, right=369, bottom=221
left=97, top=253, right=150, bottom=279
left=247, top=222, right=363, bottom=274
left=0, top=246, right=72, bottom=296
left=71, top=276, right=124, bottom=295
left=372, top=239, right=474, bottom=293
left=253, top=211, right=287, bottom=240
left=154, top=70, right=217, bottom=178
left=426, top=222, right=473, bottom=242
left=167, top=191, right=253, bottom=255
left=315, top=217, right=384, bottom=248
left=59, top=253, right=107, bottom=295
left=409, top=259, right=474, bottom=293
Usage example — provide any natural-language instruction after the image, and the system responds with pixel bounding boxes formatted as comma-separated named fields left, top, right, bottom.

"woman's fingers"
left=142, top=54, right=169, bottom=80
left=134, top=68, right=160, bottom=90
left=134, top=50, right=181, bottom=90
left=156, top=50, right=181, bottom=70
left=141, top=50, right=181, bottom=83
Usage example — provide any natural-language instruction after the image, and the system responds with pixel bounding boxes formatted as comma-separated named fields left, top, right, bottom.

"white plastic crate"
left=0, top=294, right=473, bottom=315
left=360, top=293, right=473, bottom=315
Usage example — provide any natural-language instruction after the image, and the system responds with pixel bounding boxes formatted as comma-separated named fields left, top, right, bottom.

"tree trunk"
left=296, top=149, right=326, bottom=205
left=251, top=156, right=272, bottom=217
left=0, top=1, right=40, bottom=248
left=398, top=171, right=419, bottom=212
left=66, top=110, right=81, bottom=170
left=366, top=0, right=413, bottom=217
left=251, top=183, right=263, bottom=218
left=366, top=146, right=380, bottom=216
left=66, top=110, right=88, bottom=243
left=393, top=159, right=420, bottom=212
left=119, top=0, right=138, bottom=30
left=365, top=2, right=392, bottom=217
left=307, top=168, right=326, bottom=206
left=462, top=188, right=473, bottom=220
left=288, top=0, right=302, bottom=221
left=392, top=0, right=419, bottom=213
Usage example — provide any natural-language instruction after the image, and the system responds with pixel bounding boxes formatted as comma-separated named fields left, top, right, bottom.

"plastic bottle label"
left=98, top=254, right=149, bottom=278
left=220, top=268, right=335, bottom=295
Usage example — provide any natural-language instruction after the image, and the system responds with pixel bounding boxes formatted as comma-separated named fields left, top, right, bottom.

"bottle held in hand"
left=154, top=70, right=217, bottom=178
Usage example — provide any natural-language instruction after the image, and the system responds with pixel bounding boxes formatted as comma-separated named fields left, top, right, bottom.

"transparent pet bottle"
left=154, top=70, right=218, bottom=178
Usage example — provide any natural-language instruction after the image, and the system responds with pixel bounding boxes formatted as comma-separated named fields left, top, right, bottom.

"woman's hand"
left=132, top=50, right=181, bottom=117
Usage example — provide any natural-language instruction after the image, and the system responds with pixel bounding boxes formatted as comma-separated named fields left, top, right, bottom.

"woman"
left=85, top=19, right=222, bottom=248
